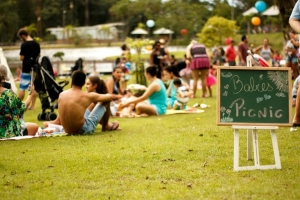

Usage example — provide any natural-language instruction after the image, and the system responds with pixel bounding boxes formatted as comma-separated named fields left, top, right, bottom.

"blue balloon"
left=255, top=1, right=267, bottom=13
left=146, top=20, right=155, bottom=28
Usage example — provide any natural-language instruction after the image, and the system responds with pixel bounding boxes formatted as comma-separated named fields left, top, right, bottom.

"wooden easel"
left=232, top=126, right=281, bottom=171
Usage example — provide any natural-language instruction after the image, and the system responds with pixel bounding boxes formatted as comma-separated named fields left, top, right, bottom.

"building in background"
left=47, top=22, right=125, bottom=42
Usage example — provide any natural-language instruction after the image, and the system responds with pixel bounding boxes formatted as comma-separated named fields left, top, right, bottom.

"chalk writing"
left=230, top=75, right=274, bottom=94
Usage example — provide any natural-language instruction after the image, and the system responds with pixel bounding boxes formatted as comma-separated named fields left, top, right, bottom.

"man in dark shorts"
left=238, top=35, right=248, bottom=66
left=17, top=28, right=40, bottom=110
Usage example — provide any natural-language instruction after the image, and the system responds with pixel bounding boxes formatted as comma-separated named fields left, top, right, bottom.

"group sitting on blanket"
left=1, top=62, right=199, bottom=138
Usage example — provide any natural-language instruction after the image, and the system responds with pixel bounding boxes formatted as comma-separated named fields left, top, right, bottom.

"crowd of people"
left=4, top=3, right=300, bottom=139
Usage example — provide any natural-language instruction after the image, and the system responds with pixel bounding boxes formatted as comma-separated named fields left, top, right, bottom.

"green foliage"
left=43, top=33, right=57, bottom=42
left=53, top=52, right=65, bottom=61
left=24, top=23, right=38, bottom=37
left=137, top=23, right=146, bottom=29
left=1, top=81, right=300, bottom=199
left=0, top=0, right=296, bottom=44
left=0, top=0, right=19, bottom=42
left=125, top=37, right=154, bottom=86
left=33, top=37, right=43, bottom=43
left=198, top=16, right=240, bottom=47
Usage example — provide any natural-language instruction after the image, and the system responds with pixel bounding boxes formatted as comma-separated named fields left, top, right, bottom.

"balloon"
left=224, top=38, right=231, bottom=45
left=251, top=17, right=261, bottom=26
left=255, top=1, right=267, bottom=13
left=180, top=29, right=188, bottom=36
left=146, top=20, right=155, bottom=28
left=146, top=45, right=152, bottom=51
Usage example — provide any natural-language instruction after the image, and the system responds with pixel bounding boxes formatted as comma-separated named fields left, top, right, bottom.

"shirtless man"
left=44, top=71, right=113, bottom=134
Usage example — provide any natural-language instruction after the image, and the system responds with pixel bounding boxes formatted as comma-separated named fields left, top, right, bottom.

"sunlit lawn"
left=1, top=74, right=300, bottom=199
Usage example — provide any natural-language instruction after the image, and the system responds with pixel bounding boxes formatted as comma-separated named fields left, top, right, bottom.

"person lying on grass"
left=0, top=64, right=38, bottom=138
left=119, top=65, right=167, bottom=116
left=43, top=70, right=115, bottom=134
left=85, top=76, right=120, bottom=131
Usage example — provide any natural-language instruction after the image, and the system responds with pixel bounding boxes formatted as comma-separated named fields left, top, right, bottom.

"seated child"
left=173, top=78, right=191, bottom=110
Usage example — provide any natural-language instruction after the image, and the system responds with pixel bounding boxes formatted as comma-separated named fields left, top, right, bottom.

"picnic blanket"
left=166, top=108, right=204, bottom=115
left=0, top=124, right=67, bottom=141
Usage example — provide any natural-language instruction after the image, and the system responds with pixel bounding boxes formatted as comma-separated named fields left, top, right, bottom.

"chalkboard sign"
left=217, top=67, right=292, bottom=126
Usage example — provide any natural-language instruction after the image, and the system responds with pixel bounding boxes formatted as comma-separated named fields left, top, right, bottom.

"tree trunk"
left=275, top=0, right=297, bottom=41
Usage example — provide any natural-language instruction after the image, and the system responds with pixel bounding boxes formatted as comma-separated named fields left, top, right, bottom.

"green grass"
left=1, top=78, right=300, bottom=199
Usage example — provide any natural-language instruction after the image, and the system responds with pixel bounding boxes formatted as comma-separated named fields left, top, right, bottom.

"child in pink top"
left=206, top=67, right=217, bottom=97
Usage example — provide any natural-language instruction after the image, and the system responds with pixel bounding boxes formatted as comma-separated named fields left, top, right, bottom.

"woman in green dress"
left=0, top=64, right=38, bottom=138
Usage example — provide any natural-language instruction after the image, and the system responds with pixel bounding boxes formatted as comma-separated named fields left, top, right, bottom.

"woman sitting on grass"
left=106, top=66, right=124, bottom=116
left=120, top=65, right=167, bottom=116
left=163, top=66, right=190, bottom=110
left=0, top=64, right=38, bottom=138
left=86, top=76, right=120, bottom=131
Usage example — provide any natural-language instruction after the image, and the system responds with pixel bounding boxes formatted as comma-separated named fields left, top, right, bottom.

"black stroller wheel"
left=47, top=112, right=57, bottom=121
left=37, top=112, right=47, bottom=121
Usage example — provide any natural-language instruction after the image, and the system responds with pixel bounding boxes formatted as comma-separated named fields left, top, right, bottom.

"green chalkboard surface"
left=217, top=67, right=292, bottom=126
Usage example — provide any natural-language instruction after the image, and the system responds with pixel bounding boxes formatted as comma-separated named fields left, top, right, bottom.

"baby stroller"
left=246, top=50, right=269, bottom=67
left=33, top=56, right=69, bottom=121
left=70, top=58, right=84, bottom=74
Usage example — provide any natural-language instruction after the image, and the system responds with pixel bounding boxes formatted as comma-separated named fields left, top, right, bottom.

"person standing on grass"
left=150, top=41, right=163, bottom=79
left=290, top=1, right=300, bottom=34
left=17, top=28, right=40, bottom=110
left=238, top=35, right=248, bottom=66
left=253, top=38, right=275, bottom=67
left=289, top=1, right=300, bottom=126
left=225, top=39, right=237, bottom=66
left=186, top=40, right=210, bottom=98
left=43, top=70, right=114, bottom=134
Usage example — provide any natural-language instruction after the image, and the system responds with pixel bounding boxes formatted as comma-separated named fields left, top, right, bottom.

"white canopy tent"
left=242, top=7, right=258, bottom=16
left=153, top=27, right=174, bottom=35
left=262, top=5, right=280, bottom=16
left=131, top=28, right=148, bottom=35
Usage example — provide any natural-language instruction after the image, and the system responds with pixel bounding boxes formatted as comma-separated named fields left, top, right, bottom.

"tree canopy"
left=0, top=0, right=297, bottom=43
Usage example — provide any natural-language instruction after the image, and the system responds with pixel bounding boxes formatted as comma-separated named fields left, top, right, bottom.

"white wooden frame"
left=232, top=126, right=281, bottom=171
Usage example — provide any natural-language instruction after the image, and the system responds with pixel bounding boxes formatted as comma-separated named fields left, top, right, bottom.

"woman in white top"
left=254, top=38, right=275, bottom=66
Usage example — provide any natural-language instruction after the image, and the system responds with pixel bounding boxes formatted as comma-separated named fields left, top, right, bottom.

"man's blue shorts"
left=19, top=73, right=31, bottom=91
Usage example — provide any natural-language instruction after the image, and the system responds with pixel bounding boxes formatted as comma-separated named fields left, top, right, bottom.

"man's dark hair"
left=17, top=29, right=29, bottom=37
left=72, top=70, right=86, bottom=87
left=241, top=35, right=247, bottom=42
left=173, top=78, right=182, bottom=86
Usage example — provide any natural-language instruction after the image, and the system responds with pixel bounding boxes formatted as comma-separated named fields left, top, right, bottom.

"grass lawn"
left=1, top=77, right=300, bottom=200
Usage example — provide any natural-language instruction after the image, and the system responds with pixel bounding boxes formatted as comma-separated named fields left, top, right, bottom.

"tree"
left=125, top=38, right=153, bottom=86
left=98, top=25, right=114, bottom=46
left=0, top=0, right=19, bottom=43
left=198, top=16, right=240, bottom=47
left=275, top=0, right=297, bottom=40
left=210, top=0, right=232, bottom=20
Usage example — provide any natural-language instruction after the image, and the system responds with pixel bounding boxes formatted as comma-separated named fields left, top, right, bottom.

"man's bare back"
left=58, top=87, right=112, bottom=133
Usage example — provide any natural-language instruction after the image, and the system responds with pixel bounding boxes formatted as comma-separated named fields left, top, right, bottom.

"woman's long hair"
left=146, top=65, right=159, bottom=77
left=88, top=76, right=108, bottom=94
left=163, top=65, right=180, bottom=78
